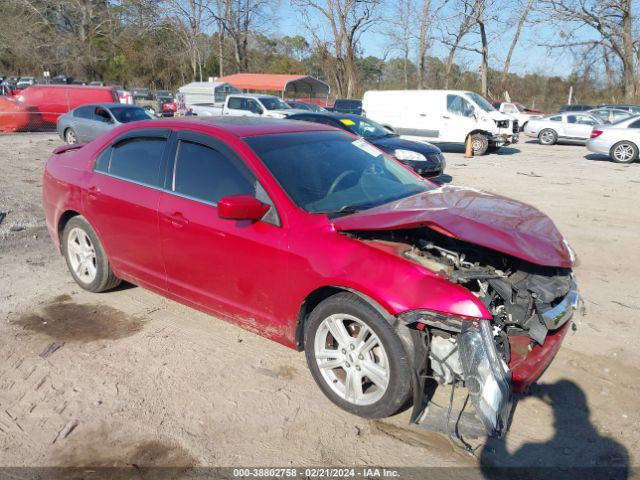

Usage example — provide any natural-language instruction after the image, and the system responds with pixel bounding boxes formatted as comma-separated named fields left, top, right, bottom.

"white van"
left=362, top=90, right=519, bottom=155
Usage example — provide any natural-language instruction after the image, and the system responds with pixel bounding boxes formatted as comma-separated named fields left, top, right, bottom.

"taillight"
left=591, top=130, right=603, bottom=139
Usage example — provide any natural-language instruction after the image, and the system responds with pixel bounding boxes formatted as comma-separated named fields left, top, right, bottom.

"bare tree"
left=416, top=0, right=433, bottom=89
left=164, top=0, right=212, bottom=81
left=500, top=0, right=533, bottom=86
left=384, top=0, right=414, bottom=89
left=292, top=0, right=381, bottom=98
left=439, top=1, right=476, bottom=88
left=536, top=0, right=636, bottom=100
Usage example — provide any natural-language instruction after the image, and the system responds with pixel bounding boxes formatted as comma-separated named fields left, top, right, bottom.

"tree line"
left=1, top=0, right=638, bottom=111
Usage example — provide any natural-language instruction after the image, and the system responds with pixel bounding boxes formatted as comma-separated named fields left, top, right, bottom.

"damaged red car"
left=43, top=117, right=580, bottom=437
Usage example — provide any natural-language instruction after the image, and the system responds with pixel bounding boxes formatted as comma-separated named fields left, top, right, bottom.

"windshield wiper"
left=326, top=204, right=372, bottom=218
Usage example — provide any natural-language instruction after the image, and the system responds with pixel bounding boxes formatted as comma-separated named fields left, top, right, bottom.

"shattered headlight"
left=458, top=320, right=512, bottom=437
left=394, top=149, right=426, bottom=161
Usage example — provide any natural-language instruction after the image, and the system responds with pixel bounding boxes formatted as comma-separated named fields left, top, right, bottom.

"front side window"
left=227, top=97, right=242, bottom=109
left=173, top=140, right=256, bottom=204
left=110, top=107, right=150, bottom=123
left=94, top=107, right=113, bottom=123
left=465, top=92, right=495, bottom=112
left=95, top=137, right=165, bottom=187
left=628, top=119, right=640, bottom=128
left=244, top=99, right=262, bottom=113
left=447, top=95, right=474, bottom=117
left=245, top=131, right=431, bottom=215
left=575, top=115, right=597, bottom=126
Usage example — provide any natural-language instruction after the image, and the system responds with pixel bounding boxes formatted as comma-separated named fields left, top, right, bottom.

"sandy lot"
left=0, top=133, right=638, bottom=475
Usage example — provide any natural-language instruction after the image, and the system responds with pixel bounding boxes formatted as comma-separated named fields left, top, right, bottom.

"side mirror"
left=218, top=195, right=269, bottom=222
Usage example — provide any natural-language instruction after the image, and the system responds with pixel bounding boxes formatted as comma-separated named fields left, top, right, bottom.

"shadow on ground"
left=480, top=379, right=629, bottom=479
left=437, top=144, right=521, bottom=156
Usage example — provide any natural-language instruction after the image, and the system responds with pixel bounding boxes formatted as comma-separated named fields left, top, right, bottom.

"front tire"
left=538, top=129, right=557, bottom=145
left=62, top=216, right=121, bottom=292
left=610, top=141, right=638, bottom=164
left=470, top=133, right=489, bottom=155
left=304, top=292, right=412, bottom=418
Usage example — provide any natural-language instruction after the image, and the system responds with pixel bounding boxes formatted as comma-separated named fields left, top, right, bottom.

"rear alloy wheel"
left=538, top=129, right=557, bottom=145
left=471, top=133, right=489, bottom=155
left=62, top=216, right=121, bottom=292
left=64, top=128, right=78, bottom=144
left=304, top=292, right=412, bottom=418
left=610, top=141, right=638, bottom=164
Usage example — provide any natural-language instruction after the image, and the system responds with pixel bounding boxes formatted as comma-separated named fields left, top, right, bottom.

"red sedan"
left=43, top=118, right=579, bottom=437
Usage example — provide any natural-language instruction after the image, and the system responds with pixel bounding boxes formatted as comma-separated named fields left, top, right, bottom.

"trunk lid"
left=332, top=186, right=574, bottom=268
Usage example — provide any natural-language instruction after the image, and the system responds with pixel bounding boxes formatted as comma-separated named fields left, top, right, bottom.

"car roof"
left=73, top=103, right=141, bottom=110
left=115, top=116, right=339, bottom=138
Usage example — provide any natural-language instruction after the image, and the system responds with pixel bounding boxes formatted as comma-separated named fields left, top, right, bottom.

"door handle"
left=419, top=113, right=427, bottom=117
left=87, top=186, right=100, bottom=201
left=442, top=115, right=450, bottom=119
left=162, top=211, right=189, bottom=228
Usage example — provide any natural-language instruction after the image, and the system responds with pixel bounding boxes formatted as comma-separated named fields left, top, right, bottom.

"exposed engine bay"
left=349, top=227, right=579, bottom=437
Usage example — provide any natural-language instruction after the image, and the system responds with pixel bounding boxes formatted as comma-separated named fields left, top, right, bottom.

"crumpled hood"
left=333, top=186, right=574, bottom=268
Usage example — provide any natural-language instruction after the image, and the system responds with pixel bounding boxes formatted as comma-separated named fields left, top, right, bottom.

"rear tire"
left=304, top=292, right=412, bottom=419
left=64, top=128, right=77, bottom=144
left=538, top=129, right=557, bottom=145
left=470, top=133, right=489, bottom=155
left=62, top=216, right=121, bottom=293
left=610, top=141, right=638, bottom=164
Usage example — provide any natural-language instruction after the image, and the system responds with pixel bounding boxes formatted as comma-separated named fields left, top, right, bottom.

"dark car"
left=155, top=90, right=174, bottom=103
left=332, top=99, right=363, bottom=115
left=51, top=75, right=73, bottom=85
left=560, top=104, right=594, bottom=112
left=132, top=87, right=152, bottom=101
left=286, top=101, right=327, bottom=112
left=287, top=112, right=445, bottom=177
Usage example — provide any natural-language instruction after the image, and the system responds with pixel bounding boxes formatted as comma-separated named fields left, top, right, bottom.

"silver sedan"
left=57, top=103, right=153, bottom=144
left=586, top=115, right=640, bottom=163
left=524, top=112, right=602, bottom=145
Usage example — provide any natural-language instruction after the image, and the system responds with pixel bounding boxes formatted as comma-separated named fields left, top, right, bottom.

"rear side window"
left=629, top=119, right=640, bottom=128
left=172, top=140, right=256, bottom=204
left=549, top=116, right=561, bottom=122
left=74, top=106, right=94, bottom=119
left=95, top=137, right=165, bottom=187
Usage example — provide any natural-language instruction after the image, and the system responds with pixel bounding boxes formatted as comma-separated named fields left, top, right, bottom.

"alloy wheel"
left=65, top=129, right=77, bottom=144
left=613, top=143, right=635, bottom=162
left=67, top=227, right=97, bottom=284
left=314, top=313, right=390, bottom=406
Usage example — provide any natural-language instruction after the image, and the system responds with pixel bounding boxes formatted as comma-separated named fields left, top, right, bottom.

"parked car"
left=51, top=75, right=73, bottom=85
left=89, top=81, right=105, bottom=86
left=132, top=87, right=152, bottom=101
left=586, top=115, right=640, bottom=163
left=491, top=101, right=543, bottom=130
left=333, top=99, right=362, bottom=115
left=560, top=104, right=594, bottom=112
left=597, top=104, right=640, bottom=115
left=111, top=86, right=133, bottom=105
left=287, top=112, right=445, bottom=177
left=524, top=112, right=601, bottom=145
left=286, top=101, right=327, bottom=112
left=0, top=97, right=41, bottom=132
left=43, top=117, right=579, bottom=438
left=16, top=77, right=37, bottom=89
left=56, top=103, right=153, bottom=144
left=587, top=107, right=632, bottom=124
left=363, top=89, right=519, bottom=155
left=155, top=90, right=174, bottom=103
left=189, top=94, right=302, bottom=118
left=15, top=85, right=120, bottom=127
left=154, top=90, right=175, bottom=117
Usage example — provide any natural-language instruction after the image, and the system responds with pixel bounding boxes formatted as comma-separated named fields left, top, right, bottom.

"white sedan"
left=586, top=115, right=640, bottom=163
left=524, top=112, right=602, bottom=145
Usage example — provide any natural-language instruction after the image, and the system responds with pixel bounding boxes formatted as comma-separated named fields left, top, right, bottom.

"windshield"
left=466, top=92, right=496, bottom=112
left=338, top=116, right=392, bottom=139
left=245, top=131, right=431, bottom=215
left=304, top=103, right=325, bottom=112
left=260, top=97, right=291, bottom=110
left=110, top=107, right=151, bottom=123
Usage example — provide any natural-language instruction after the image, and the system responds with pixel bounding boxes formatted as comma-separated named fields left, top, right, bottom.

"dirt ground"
left=0, top=133, right=638, bottom=475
